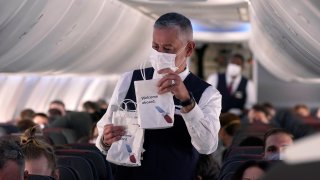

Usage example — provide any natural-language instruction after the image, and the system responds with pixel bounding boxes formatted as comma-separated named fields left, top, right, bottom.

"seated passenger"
left=263, top=128, right=294, bottom=160
left=0, top=138, right=25, bottom=180
left=83, top=101, right=103, bottom=123
left=232, top=160, right=270, bottom=180
left=19, top=109, right=35, bottom=121
left=248, top=104, right=272, bottom=124
left=33, top=113, right=49, bottom=129
left=20, top=126, right=59, bottom=179
left=195, top=154, right=220, bottom=180
left=17, top=119, right=36, bottom=132
left=293, top=104, right=318, bottom=123
left=262, top=102, right=276, bottom=120
left=49, top=100, right=67, bottom=117
left=214, top=113, right=241, bottom=163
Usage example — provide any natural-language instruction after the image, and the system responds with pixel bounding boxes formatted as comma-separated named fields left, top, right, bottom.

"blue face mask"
left=265, top=153, right=282, bottom=160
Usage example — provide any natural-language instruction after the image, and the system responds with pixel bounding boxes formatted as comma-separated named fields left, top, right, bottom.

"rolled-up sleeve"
left=182, top=86, right=221, bottom=154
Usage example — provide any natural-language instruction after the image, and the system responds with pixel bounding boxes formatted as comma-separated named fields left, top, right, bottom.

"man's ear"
left=24, top=170, right=29, bottom=180
left=186, top=41, right=195, bottom=57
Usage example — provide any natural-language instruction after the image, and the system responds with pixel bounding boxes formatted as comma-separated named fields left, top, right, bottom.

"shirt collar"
left=179, top=66, right=190, bottom=81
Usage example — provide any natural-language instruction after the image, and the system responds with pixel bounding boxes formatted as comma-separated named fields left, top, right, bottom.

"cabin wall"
left=257, top=62, right=320, bottom=109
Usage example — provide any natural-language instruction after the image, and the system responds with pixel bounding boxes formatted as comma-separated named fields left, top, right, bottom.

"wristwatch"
left=180, top=92, right=195, bottom=107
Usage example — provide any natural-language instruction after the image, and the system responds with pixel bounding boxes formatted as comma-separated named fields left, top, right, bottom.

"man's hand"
left=157, top=68, right=190, bottom=102
left=102, top=124, right=126, bottom=146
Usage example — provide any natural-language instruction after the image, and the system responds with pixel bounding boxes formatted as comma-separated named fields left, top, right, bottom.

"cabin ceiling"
left=119, top=0, right=251, bottom=42
left=0, top=0, right=319, bottom=83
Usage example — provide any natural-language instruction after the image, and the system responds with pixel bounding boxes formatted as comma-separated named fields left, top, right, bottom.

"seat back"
left=43, top=128, right=77, bottom=145
left=56, top=149, right=112, bottom=180
left=27, top=174, right=55, bottom=180
left=0, top=123, right=19, bottom=134
left=232, top=124, right=273, bottom=146
left=62, top=143, right=114, bottom=179
left=219, top=154, right=262, bottom=180
left=224, top=146, right=263, bottom=160
left=57, top=155, right=95, bottom=180
left=57, top=166, right=80, bottom=180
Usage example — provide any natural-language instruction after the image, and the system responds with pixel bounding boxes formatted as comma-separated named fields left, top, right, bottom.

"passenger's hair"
left=263, top=128, right=294, bottom=150
left=50, top=100, right=65, bottom=107
left=17, top=119, right=36, bottom=132
left=83, top=101, right=100, bottom=112
left=220, top=113, right=240, bottom=127
left=220, top=113, right=241, bottom=136
left=154, top=12, right=193, bottom=40
left=0, top=138, right=24, bottom=170
left=294, top=104, right=308, bottom=110
left=252, top=104, right=270, bottom=117
left=196, top=154, right=220, bottom=180
left=20, top=126, right=57, bottom=177
left=20, top=108, right=35, bottom=120
left=262, top=102, right=274, bottom=110
left=232, top=160, right=270, bottom=180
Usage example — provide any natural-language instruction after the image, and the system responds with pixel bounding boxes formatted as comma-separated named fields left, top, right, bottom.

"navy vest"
left=217, top=73, right=247, bottom=113
left=114, top=68, right=210, bottom=180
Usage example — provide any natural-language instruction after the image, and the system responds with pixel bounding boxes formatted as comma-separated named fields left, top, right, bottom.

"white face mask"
left=149, top=45, right=187, bottom=72
left=265, top=152, right=282, bottom=161
left=226, top=63, right=241, bottom=77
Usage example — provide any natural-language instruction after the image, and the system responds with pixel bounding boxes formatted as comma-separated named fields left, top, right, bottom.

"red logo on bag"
left=155, top=106, right=173, bottom=123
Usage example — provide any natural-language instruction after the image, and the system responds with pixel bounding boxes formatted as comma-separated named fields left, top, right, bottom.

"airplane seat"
left=231, top=124, right=274, bottom=146
left=275, top=110, right=315, bottom=139
left=224, top=146, right=264, bottom=160
left=55, top=149, right=113, bottom=180
left=43, top=128, right=77, bottom=145
left=57, top=166, right=80, bottom=180
left=27, top=174, right=55, bottom=180
left=219, top=154, right=263, bottom=180
left=57, top=155, right=95, bottom=180
left=0, top=123, right=20, bottom=134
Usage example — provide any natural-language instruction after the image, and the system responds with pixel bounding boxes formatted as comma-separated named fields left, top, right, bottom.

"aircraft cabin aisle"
left=0, top=1, right=320, bottom=179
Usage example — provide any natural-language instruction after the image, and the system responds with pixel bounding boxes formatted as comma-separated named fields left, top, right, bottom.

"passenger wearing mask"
left=263, top=128, right=294, bottom=161
left=33, top=113, right=49, bottom=129
left=207, top=54, right=256, bottom=116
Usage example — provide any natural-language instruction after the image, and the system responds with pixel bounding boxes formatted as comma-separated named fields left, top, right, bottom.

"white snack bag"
left=134, top=78, right=175, bottom=129
left=106, top=100, right=144, bottom=167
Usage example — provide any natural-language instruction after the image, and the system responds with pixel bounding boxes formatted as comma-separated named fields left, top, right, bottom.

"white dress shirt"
left=207, top=73, right=256, bottom=110
left=96, top=67, right=222, bottom=155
